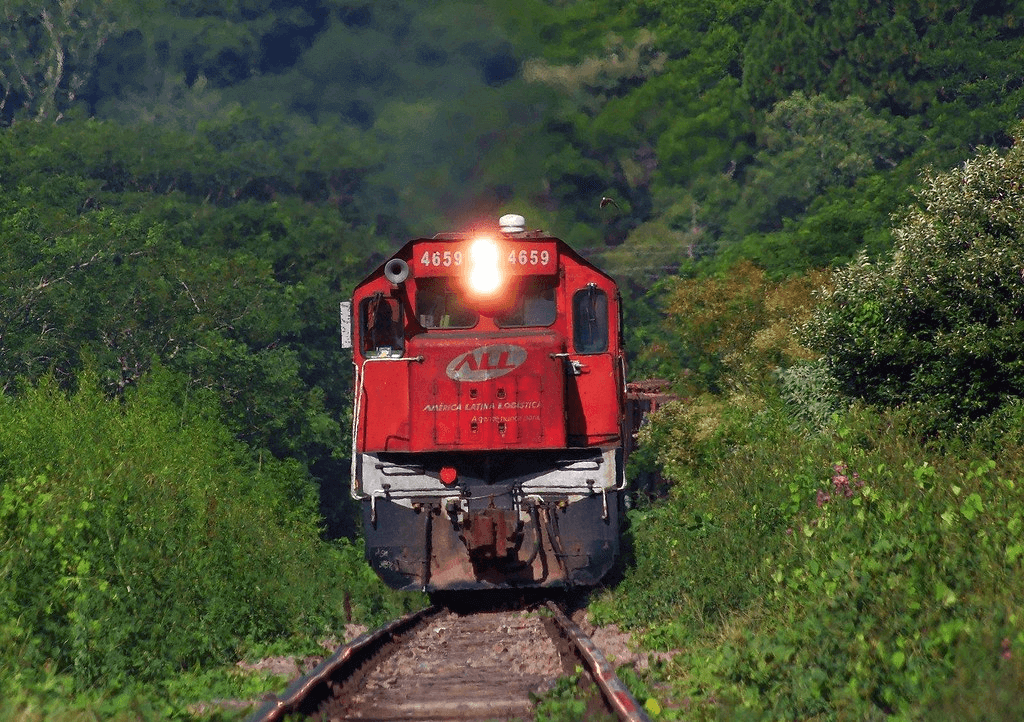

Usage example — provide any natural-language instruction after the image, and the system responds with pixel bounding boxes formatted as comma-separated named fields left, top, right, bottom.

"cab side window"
left=360, top=293, right=404, bottom=355
left=573, top=286, right=608, bottom=353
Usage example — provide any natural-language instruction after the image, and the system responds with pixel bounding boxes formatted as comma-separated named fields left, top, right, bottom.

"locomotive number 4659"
left=417, top=248, right=552, bottom=268
left=419, top=250, right=464, bottom=267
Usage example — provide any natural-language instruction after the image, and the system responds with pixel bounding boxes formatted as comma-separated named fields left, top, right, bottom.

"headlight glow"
left=468, top=237, right=502, bottom=295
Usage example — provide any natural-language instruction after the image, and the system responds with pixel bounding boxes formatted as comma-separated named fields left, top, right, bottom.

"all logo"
left=446, top=344, right=527, bottom=381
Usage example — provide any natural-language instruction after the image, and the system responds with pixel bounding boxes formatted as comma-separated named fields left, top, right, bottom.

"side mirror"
left=339, top=301, right=352, bottom=349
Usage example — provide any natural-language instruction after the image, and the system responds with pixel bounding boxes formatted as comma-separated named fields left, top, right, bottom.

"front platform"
left=362, top=492, right=621, bottom=591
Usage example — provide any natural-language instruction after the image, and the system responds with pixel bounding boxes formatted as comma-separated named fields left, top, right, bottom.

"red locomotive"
left=342, top=215, right=626, bottom=590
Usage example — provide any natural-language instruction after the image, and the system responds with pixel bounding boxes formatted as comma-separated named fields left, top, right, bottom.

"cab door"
left=565, top=284, right=621, bottom=446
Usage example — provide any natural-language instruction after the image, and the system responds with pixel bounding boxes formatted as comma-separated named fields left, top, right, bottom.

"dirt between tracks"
left=225, top=612, right=674, bottom=720
left=357, top=608, right=568, bottom=688
left=328, top=607, right=572, bottom=720
left=239, top=615, right=671, bottom=685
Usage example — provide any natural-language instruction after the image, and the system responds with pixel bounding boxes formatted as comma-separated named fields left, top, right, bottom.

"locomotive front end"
left=345, top=216, right=626, bottom=591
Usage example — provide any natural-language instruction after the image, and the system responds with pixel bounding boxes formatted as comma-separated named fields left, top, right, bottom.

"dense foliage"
left=6, top=0, right=1023, bottom=267
left=516, top=0, right=1024, bottom=277
left=595, top=133, right=1024, bottom=718
left=0, top=117, right=383, bottom=533
left=598, top=402, right=1024, bottom=720
left=805, top=126, right=1024, bottom=431
left=0, top=370, right=416, bottom=714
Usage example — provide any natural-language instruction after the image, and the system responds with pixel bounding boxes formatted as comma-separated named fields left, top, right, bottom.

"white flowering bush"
left=804, top=125, right=1024, bottom=430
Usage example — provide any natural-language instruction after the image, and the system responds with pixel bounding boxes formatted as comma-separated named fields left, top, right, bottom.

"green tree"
left=740, top=0, right=817, bottom=109
left=731, top=92, right=897, bottom=232
left=643, top=261, right=821, bottom=396
left=805, top=125, right=1024, bottom=429
left=741, top=0, right=1024, bottom=117
left=0, top=119, right=365, bottom=521
left=720, top=173, right=903, bottom=276
left=0, top=0, right=115, bottom=122
left=710, top=91, right=903, bottom=273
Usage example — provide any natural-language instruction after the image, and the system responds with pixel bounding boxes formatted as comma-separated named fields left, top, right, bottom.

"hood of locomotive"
left=355, top=329, right=568, bottom=453
left=406, top=331, right=567, bottom=451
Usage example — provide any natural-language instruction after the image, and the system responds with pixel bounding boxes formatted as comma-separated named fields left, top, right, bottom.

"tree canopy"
left=806, top=125, right=1024, bottom=430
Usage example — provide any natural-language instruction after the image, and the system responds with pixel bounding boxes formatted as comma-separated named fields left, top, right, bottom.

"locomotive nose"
left=411, top=336, right=566, bottom=450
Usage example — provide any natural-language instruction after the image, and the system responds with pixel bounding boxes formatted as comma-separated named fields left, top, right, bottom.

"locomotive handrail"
left=370, top=489, right=387, bottom=524
left=362, top=354, right=426, bottom=362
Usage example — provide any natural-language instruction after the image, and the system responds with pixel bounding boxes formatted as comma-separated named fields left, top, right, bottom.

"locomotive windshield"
left=415, top=276, right=557, bottom=329
left=494, top=278, right=557, bottom=328
left=415, top=279, right=477, bottom=328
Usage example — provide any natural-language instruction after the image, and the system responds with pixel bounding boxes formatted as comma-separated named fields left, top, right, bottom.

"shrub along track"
left=246, top=598, right=650, bottom=721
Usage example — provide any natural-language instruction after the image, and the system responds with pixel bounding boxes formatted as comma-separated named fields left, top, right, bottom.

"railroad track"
left=246, top=600, right=651, bottom=722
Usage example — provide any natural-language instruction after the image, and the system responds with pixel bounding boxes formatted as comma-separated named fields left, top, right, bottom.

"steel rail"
left=545, top=601, right=652, bottom=722
left=245, top=605, right=438, bottom=722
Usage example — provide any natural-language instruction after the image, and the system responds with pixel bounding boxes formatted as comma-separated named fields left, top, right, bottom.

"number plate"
left=412, top=241, right=558, bottom=277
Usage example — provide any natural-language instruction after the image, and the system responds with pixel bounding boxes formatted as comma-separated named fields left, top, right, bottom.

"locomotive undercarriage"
left=355, top=448, right=622, bottom=591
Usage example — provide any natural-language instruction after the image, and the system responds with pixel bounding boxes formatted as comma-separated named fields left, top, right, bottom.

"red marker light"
left=440, top=466, right=458, bottom=485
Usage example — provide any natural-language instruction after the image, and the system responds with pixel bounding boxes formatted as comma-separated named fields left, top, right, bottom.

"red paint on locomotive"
left=344, top=217, right=627, bottom=590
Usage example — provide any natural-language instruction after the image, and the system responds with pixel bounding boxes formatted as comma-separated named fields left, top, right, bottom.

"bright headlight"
left=468, top=237, right=501, bottom=295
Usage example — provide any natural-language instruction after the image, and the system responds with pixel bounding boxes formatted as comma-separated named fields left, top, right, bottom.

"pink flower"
left=832, top=463, right=857, bottom=497
left=816, top=489, right=831, bottom=507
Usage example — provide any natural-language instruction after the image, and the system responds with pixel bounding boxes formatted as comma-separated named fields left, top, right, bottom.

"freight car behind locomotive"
left=341, top=215, right=626, bottom=591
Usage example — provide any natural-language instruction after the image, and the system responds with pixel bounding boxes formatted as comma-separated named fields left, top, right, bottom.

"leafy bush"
left=639, top=262, right=824, bottom=398
left=603, top=403, right=1024, bottom=720
left=531, top=670, right=588, bottom=722
left=597, top=398, right=804, bottom=643
left=0, top=368, right=409, bottom=695
left=804, top=124, right=1024, bottom=431
left=696, top=421, right=1024, bottom=720
left=777, top=358, right=844, bottom=430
